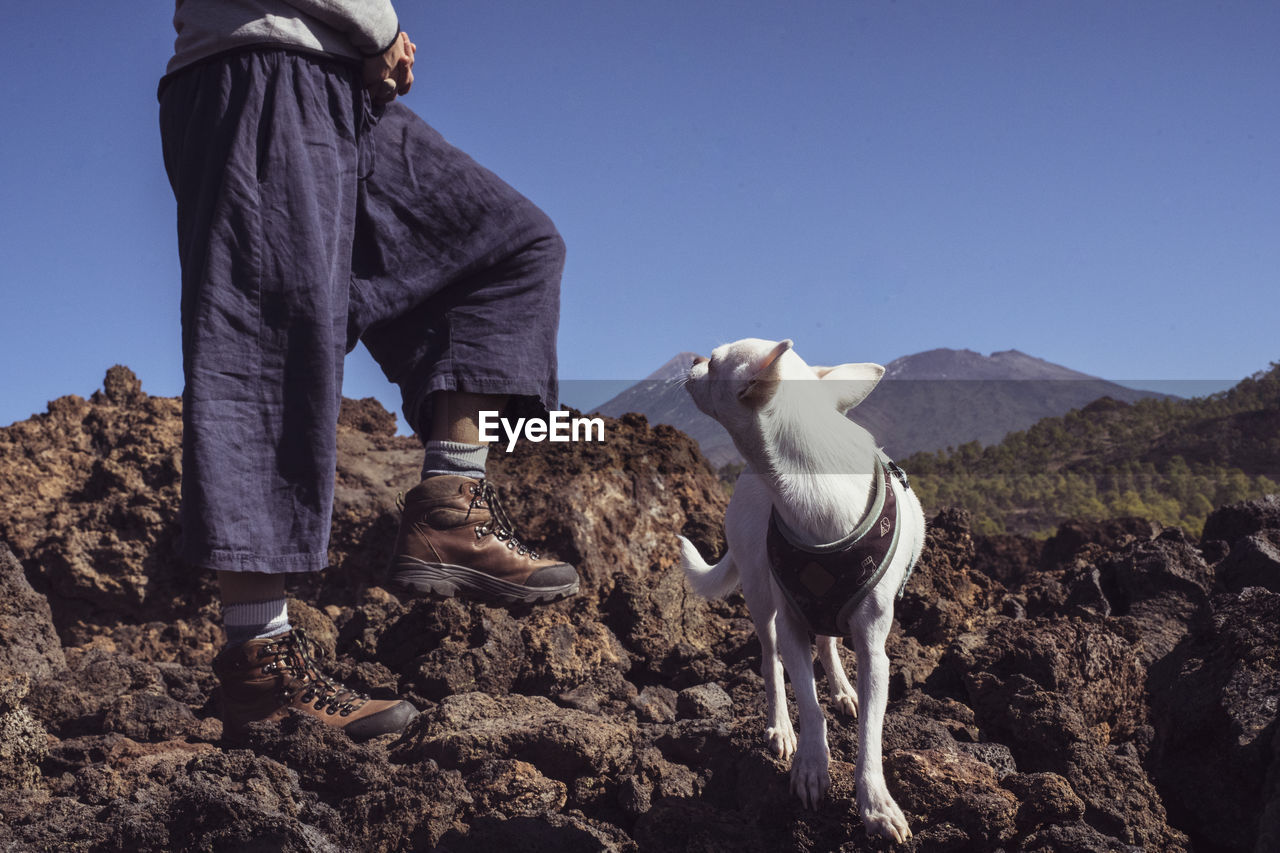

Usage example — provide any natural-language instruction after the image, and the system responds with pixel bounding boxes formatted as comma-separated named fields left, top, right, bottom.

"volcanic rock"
left=394, top=692, right=635, bottom=781
left=953, top=616, right=1186, bottom=850
left=1040, top=517, right=1162, bottom=570
left=887, top=748, right=1020, bottom=844
left=677, top=682, right=733, bottom=719
left=0, top=368, right=1277, bottom=851
left=0, top=540, right=65, bottom=679
left=0, top=370, right=198, bottom=648
left=1092, top=531, right=1215, bottom=664
left=0, top=675, right=48, bottom=790
left=1201, top=493, right=1280, bottom=546
left=1148, top=585, right=1280, bottom=853
left=1216, top=530, right=1280, bottom=594
left=896, top=508, right=1009, bottom=648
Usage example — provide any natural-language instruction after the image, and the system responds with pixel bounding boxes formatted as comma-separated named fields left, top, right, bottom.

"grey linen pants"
left=159, top=49, right=563, bottom=574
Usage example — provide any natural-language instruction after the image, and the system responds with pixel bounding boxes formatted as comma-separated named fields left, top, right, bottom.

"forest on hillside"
left=902, top=363, right=1280, bottom=536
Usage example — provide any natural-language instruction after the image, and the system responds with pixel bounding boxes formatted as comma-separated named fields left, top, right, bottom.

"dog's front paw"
left=765, top=723, right=797, bottom=760
left=861, top=795, right=911, bottom=843
left=789, top=752, right=831, bottom=810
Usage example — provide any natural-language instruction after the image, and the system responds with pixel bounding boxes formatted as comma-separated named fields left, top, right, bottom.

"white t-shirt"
left=167, top=0, right=399, bottom=75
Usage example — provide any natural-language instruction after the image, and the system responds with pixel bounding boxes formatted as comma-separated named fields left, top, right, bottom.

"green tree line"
left=902, top=364, right=1280, bottom=537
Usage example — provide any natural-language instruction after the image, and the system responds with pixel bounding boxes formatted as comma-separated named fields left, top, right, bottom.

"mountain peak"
left=884, top=348, right=1098, bottom=381
left=595, top=345, right=1171, bottom=467
left=644, top=352, right=699, bottom=382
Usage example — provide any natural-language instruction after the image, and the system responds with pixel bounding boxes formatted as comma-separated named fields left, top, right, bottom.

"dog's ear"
left=813, top=362, right=884, bottom=412
left=738, top=339, right=793, bottom=408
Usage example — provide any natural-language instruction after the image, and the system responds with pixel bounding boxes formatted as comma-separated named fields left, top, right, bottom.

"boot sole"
left=391, top=557, right=579, bottom=605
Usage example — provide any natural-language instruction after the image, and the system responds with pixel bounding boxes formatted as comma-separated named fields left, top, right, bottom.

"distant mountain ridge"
left=884, top=348, right=1099, bottom=381
left=594, top=347, right=1169, bottom=467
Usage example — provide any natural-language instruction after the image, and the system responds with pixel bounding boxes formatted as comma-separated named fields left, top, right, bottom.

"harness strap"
left=767, top=454, right=912, bottom=637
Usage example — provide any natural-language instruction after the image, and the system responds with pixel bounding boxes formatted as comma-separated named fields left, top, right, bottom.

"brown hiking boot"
left=389, top=475, right=580, bottom=605
left=213, top=628, right=418, bottom=742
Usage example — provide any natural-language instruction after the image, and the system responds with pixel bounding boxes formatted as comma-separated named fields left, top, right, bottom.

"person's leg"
left=419, top=390, right=506, bottom=480
left=429, top=390, right=508, bottom=443
left=347, top=103, right=576, bottom=603
left=161, top=50, right=360, bottom=579
left=160, top=50, right=415, bottom=739
left=347, top=102, right=563, bottom=438
left=218, top=571, right=289, bottom=646
left=217, top=573, right=287, bottom=603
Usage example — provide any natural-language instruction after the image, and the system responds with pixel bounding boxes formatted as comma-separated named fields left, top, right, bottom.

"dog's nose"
left=691, top=355, right=709, bottom=367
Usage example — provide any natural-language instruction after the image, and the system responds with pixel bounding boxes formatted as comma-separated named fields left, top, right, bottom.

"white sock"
left=223, top=597, right=290, bottom=646
left=421, top=439, right=488, bottom=480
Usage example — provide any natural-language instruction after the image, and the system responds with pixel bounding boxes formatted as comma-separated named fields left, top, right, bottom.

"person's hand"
left=364, top=31, right=415, bottom=104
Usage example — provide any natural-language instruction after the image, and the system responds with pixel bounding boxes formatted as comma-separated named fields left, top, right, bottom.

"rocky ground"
left=1, top=367, right=1277, bottom=852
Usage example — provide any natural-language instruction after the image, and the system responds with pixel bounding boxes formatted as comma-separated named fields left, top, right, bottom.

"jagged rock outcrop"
left=0, top=372, right=197, bottom=653
left=0, top=540, right=66, bottom=679
left=1144, top=497, right=1280, bottom=853
left=1201, top=494, right=1280, bottom=545
left=0, top=368, right=1277, bottom=851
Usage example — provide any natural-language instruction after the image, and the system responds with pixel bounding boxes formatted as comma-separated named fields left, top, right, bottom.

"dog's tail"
left=678, top=536, right=740, bottom=599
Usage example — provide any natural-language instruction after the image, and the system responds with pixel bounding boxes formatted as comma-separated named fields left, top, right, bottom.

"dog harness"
left=766, top=453, right=915, bottom=637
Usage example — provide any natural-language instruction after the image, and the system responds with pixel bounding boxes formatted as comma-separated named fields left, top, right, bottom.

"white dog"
left=678, top=338, right=923, bottom=843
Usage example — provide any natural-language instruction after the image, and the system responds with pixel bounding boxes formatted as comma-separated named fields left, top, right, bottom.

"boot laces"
left=469, top=479, right=540, bottom=558
left=259, top=628, right=368, bottom=717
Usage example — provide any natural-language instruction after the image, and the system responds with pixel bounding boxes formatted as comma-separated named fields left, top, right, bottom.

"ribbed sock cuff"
left=422, top=439, right=489, bottom=480
left=223, top=598, right=290, bottom=646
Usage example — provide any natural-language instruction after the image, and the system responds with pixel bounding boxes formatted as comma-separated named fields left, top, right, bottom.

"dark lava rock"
left=0, top=675, right=48, bottom=790
left=0, top=540, right=66, bottom=680
left=974, top=532, right=1042, bottom=589
left=436, top=812, right=637, bottom=853
left=0, top=371, right=200, bottom=647
left=677, top=682, right=732, bottom=719
left=393, top=692, right=635, bottom=782
left=378, top=597, right=632, bottom=705
left=1216, top=529, right=1280, bottom=594
left=1002, top=771, right=1086, bottom=833
left=97, top=364, right=147, bottom=406
left=955, top=740, right=1019, bottom=780
left=463, top=758, right=567, bottom=818
left=952, top=617, right=1187, bottom=850
left=1202, top=493, right=1280, bottom=546
left=2, top=370, right=1276, bottom=851
left=630, top=685, right=678, bottom=723
left=1148, top=584, right=1280, bottom=853
left=1019, top=820, right=1144, bottom=852
left=243, top=712, right=471, bottom=851
left=896, top=508, right=1008, bottom=648
left=886, top=748, right=1019, bottom=844
left=27, top=646, right=216, bottom=742
left=632, top=798, right=769, bottom=853
left=1040, top=517, right=1161, bottom=570
left=10, top=734, right=345, bottom=852
left=1093, top=534, right=1215, bottom=664
left=337, top=395, right=398, bottom=436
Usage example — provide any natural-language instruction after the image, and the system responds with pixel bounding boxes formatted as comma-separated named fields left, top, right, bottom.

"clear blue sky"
left=2, top=1, right=1277, bottom=430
